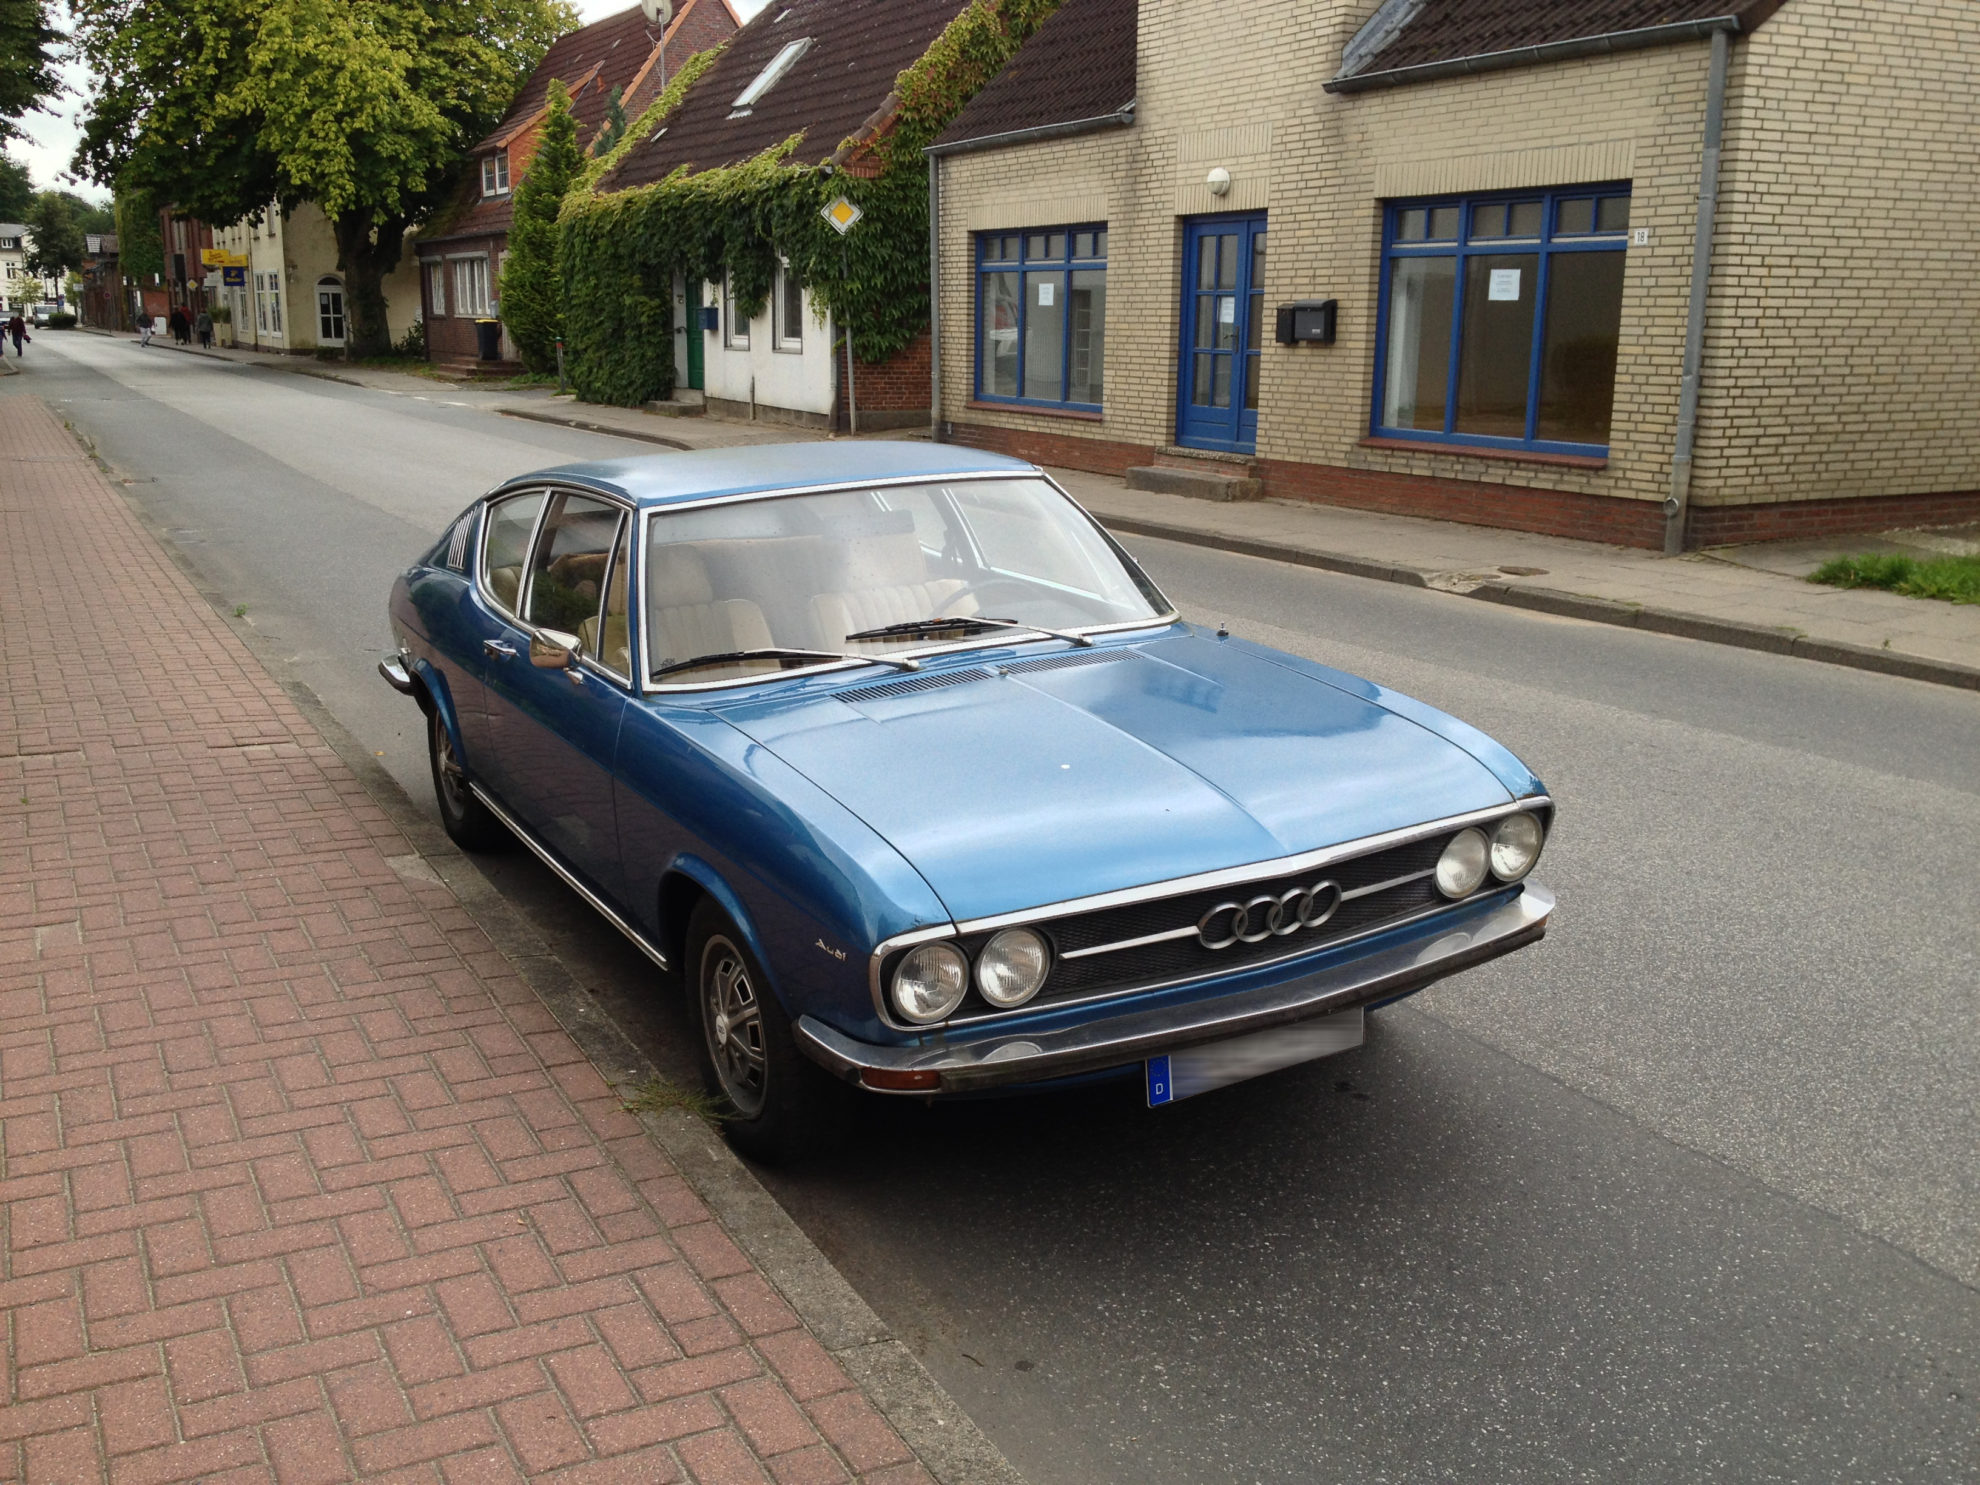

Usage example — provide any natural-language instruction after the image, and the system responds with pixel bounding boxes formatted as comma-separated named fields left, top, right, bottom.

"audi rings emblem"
left=1197, top=882, right=1343, bottom=950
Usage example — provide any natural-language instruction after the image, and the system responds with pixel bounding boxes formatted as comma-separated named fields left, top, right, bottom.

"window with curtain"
left=452, top=257, right=491, bottom=318
left=975, top=227, right=1106, bottom=410
left=1376, top=186, right=1631, bottom=454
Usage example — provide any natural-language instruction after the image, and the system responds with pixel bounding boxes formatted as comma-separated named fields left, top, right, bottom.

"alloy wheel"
left=702, top=936, right=767, bottom=1117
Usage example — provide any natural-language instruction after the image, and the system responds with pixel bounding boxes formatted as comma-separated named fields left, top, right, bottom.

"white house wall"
left=698, top=280, right=835, bottom=425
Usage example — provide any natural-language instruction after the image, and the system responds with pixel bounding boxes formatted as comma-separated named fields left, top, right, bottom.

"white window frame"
left=451, top=255, right=491, bottom=319
left=729, top=38, right=812, bottom=116
left=773, top=261, right=803, bottom=353
left=316, top=276, right=346, bottom=346
left=723, top=273, right=749, bottom=350
left=481, top=152, right=511, bottom=198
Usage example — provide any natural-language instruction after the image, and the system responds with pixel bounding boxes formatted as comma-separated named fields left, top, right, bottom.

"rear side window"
left=525, top=492, right=625, bottom=639
left=482, top=491, right=545, bottom=615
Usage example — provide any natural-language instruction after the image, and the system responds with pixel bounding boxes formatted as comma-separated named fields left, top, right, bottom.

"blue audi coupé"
left=381, top=443, right=1553, bottom=1160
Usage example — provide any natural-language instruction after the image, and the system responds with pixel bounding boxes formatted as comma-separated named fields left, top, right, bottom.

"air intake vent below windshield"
left=837, top=668, right=996, bottom=705
left=1000, top=650, right=1138, bottom=676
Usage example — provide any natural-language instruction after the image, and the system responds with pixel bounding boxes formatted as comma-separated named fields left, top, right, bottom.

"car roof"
left=504, top=441, right=1042, bottom=508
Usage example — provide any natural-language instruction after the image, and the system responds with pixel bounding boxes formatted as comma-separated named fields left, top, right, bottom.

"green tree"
left=25, top=189, right=84, bottom=286
left=0, top=0, right=61, bottom=143
left=591, top=85, right=626, bottom=159
left=70, top=0, right=573, bottom=357
left=0, top=152, right=32, bottom=220
left=113, top=184, right=164, bottom=280
left=501, top=79, right=580, bottom=374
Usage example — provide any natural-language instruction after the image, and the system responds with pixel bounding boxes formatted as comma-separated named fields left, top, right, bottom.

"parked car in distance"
left=381, top=443, right=1555, bottom=1160
left=31, top=303, right=54, bottom=327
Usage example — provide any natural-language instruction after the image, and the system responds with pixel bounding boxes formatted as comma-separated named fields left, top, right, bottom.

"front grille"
left=901, top=830, right=1485, bottom=1025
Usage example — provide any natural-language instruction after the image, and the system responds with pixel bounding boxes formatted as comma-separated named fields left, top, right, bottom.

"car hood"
left=714, top=632, right=1516, bottom=923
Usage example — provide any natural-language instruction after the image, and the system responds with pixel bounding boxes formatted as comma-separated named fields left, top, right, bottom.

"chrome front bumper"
left=795, top=882, right=1552, bottom=1094
left=378, top=651, right=419, bottom=696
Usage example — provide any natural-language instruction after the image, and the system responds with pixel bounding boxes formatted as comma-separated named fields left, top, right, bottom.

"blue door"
left=1177, top=215, right=1267, bottom=453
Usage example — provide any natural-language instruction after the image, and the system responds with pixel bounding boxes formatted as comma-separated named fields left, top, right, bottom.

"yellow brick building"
left=929, top=0, right=1980, bottom=549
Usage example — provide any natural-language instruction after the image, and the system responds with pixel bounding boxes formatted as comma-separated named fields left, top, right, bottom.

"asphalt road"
left=16, top=332, right=1980, bottom=1484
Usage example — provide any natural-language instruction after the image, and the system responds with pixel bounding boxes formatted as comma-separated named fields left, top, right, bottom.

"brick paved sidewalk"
left=0, top=391, right=933, bottom=1483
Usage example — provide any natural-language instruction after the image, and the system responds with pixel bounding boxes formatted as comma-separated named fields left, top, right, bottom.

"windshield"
left=642, top=478, right=1170, bottom=684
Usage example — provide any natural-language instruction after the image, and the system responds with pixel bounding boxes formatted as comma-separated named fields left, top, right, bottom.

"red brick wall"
left=420, top=233, right=506, bottom=362
left=849, top=330, right=931, bottom=412
left=1686, top=489, right=1980, bottom=546
left=1258, top=459, right=1667, bottom=549
left=944, top=421, right=1980, bottom=549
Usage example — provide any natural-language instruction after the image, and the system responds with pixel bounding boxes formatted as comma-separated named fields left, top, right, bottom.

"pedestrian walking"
left=136, top=307, right=155, bottom=347
left=5, top=312, right=27, bottom=358
left=169, top=307, right=189, bottom=345
left=194, top=308, right=213, bottom=349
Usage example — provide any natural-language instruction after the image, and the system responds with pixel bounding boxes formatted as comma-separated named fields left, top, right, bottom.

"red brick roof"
left=931, top=0, right=1136, bottom=153
left=1335, top=0, right=1787, bottom=88
left=601, top=0, right=977, bottom=191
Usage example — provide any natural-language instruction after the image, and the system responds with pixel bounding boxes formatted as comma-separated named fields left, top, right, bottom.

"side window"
left=482, top=491, right=545, bottom=615
left=524, top=492, right=624, bottom=641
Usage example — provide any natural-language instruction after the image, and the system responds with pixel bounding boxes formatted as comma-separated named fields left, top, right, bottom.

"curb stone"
left=501, top=405, right=693, bottom=450
left=85, top=424, right=1026, bottom=1485
left=1097, top=511, right=1980, bottom=693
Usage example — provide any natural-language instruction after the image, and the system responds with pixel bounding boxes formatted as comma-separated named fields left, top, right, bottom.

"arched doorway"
left=316, top=277, right=347, bottom=347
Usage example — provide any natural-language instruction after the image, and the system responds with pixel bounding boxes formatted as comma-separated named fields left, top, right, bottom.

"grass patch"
left=501, top=370, right=561, bottom=389
left=1809, top=552, right=1980, bottom=604
left=617, top=1075, right=728, bottom=1124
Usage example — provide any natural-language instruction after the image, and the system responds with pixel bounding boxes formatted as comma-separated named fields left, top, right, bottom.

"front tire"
left=688, top=899, right=850, bottom=1163
left=427, top=706, right=508, bottom=851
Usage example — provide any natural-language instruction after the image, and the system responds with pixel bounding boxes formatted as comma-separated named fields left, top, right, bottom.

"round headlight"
left=1489, top=811, right=1544, bottom=882
left=1435, top=828, right=1490, bottom=899
left=975, top=929, right=1050, bottom=1008
left=891, top=943, right=968, bottom=1024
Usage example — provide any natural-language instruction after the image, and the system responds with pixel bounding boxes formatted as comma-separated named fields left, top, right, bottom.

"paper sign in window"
left=1488, top=269, right=1522, bottom=301
left=1037, top=281, right=1055, bottom=307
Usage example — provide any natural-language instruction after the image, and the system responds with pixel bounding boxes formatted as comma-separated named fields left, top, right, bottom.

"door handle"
left=483, top=639, right=517, bottom=659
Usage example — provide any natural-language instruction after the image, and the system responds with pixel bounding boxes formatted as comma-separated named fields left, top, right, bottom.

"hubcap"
left=702, top=937, right=766, bottom=1117
left=433, top=717, right=467, bottom=812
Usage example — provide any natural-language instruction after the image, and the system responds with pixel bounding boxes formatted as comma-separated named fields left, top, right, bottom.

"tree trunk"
left=331, top=210, right=407, bottom=359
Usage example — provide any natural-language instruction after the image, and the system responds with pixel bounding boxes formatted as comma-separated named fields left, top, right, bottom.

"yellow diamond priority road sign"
left=820, top=197, right=863, bottom=235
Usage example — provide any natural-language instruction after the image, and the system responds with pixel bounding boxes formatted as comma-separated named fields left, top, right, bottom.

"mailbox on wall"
left=698, top=305, right=720, bottom=333
left=1275, top=300, right=1337, bottom=345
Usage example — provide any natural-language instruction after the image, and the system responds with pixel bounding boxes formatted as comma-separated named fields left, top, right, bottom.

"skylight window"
left=729, top=37, right=811, bottom=115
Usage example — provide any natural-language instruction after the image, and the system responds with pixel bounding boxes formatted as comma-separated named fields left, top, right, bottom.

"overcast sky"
left=13, top=0, right=768, bottom=202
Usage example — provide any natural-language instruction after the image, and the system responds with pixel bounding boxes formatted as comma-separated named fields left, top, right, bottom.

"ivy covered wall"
left=559, top=0, right=1063, bottom=408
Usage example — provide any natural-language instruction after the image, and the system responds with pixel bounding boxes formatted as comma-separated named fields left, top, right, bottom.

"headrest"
left=835, top=530, right=928, bottom=589
left=648, top=543, right=715, bottom=605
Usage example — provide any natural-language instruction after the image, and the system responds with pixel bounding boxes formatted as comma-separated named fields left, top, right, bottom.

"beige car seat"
left=575, top=554, right=632, bottom=675
left=811, top=530, right=976, bottom=646
left=642, top=543, right=773, bottom=674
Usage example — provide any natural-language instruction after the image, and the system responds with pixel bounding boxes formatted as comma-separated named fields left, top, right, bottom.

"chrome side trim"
left=1059, top=925, right=1197, bottom=961
left=468, top=784, right=670, bottom=972
left=952, top=797, right=1550, bottom=934
left=802, top=883, right=1553, bottom=1093
left=1341, top=866, right=1437, bottom=901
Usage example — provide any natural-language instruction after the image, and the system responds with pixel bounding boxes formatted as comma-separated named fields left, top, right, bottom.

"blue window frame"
left=975, top=227, right=1107, bottom=410
left=1374, top=184, right=1632, bottom=456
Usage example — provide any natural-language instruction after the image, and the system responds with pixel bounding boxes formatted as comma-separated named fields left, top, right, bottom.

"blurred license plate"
left=1146, top=1008, right=1364, bottom=1106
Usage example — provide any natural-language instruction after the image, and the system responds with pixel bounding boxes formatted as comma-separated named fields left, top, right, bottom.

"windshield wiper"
left=652, top=647, right=921, bottom=681
left=843, top=615, right=1094, bottom=648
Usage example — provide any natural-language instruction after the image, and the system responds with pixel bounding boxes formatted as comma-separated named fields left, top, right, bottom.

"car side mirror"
left=530, top=629, right=582, bottom=669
